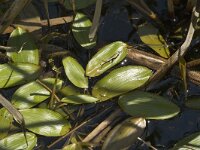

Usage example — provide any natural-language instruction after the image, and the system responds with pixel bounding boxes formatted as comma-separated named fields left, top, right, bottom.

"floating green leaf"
left=172, top=132, right=200, bottom=150
left=20, top=108, right=71, bottom=136
left=0, top=132, right=37, bottom=150
left=12, top=78, right=63, bottom=109
left=61, top=94, right=98, bottom=104
left=62, top=143, right=83, bottom=150
left=185, top=97, right=200, bottom=109
left=72, top=12, right=96, bottom=49
left=118, top=91, right=180, bottom=120
left=102, top=118, right=146, bottom=150
left=0, top=63, right=41, bottom=88
left=138, top=23, right=170, bottom=58
left=62, top=56, right=88, bottom=88
left=0, top=108, right=13, bottom=139
left=61, top=0, right=96, bottom=10
left=58, top=85, right=80, bottom=97
left=7, top=27, right=39, bottom=65
left=86, top=41, right=128, bottom=77
left=92, top=66, right=152, bottom=101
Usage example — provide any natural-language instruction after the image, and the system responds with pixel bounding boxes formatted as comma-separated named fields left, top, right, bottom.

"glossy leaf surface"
left=0, top=108, right=13, bottom=139
left=138, top=23, right=170, bottom=58
left=7, top=27, right=39, bottom=64
left=61, top=0, right=96, bottom=10
left=62, top=56, right=88, bottom=88
left=86, top=41, right=128, bottom=77
left=20, top=108, right=71, bottom=136
left=92, top=66, right=152, bottom=101
left=0, top=132, right=37, bottom=150
left=72, top=12, right=96, bottom=49
left=172, top=132, right=200, bottom=150
left=102, top=118, right=146, bottom=150
left=0, top=63, right=41, bottom=88
left=12, top=78, right=63, bottom=109
left=185, top=97, right=200, bottom=109
left=61, top=94, right=98, bottom=104
left=118, top=91, right=180, bottom=120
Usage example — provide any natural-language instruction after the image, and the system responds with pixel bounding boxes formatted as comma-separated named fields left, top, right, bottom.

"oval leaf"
left=102, top=118, right=146, bottom=150
left=20, top=108, right=71, bottom=136
left=0, top=63, right=41, bottom=88
left=7, top=27, right=39, bottom=65
left=62, top=56, right=88, bottom=88
left=138, top=23, right=170, bottom=58
left=118, top=91, right=180, bottom=120
left=185, top=97, right=200, bottom=109
left=61, top=94, right=98, bottom=104
left=12, top=78, right=63, bottom=109
left=72, top=12, right=96, bottom=49
left=0, top=108, right=13, bottom=139
left=0, top=132, right=37, bottom=150
left=172, top=132, right=200, bottom=150
left=86, top=41, right=128, bottom=77
left=58, top=85, right=80, bottom=97
left=92, top=66, right=152, bottom=101
left=61, top=0, right=96, bottom=10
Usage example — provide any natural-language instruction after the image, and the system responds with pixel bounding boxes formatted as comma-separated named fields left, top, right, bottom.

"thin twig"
left=137, top=137, right=158, bottom=150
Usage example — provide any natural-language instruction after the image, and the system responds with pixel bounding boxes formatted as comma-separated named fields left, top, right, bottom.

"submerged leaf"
left=72, top=12, right=96, bottom=49
left=185, top=97, right=200, bottom=109
left=62, top=143, right=83, bottom=150
left=0, top=132, right=37, bottom=150
left=118, top=91, right=180, bottom=120
left=0, top=63, right=41, bottom=88
left=0, top=108, right=13, bottom=139
left=172, top=132, right=200, bottom=150
left=61, top=0, right=96, bottom=10
left=12, top=78, right=63, bottom=109
left=20, top=108, right=71, bottom=136
left=138, top=23, right=170, bottom=58
left=92, top=66, right=152, bottom=101
left=102, top=118, right=146, bottom=150
left=7, top=27, right=39, bottom=65
left=61, top=94, right=98, bottom=104
left=86, top=41, right=128, bottom=77
left=62, top=56, right=88, bottom=88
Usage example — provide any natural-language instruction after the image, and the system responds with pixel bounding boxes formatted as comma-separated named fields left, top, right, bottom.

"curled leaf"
left=0, top=63, right=41, bottom=88
left=62, top=56, right=88, bottom=88
left=61, top=94, right=98, bottom=104
left=72, top=12, right=96, bottom=49
left=86, top=41, right=128, bottom=77
left=102, top=118, right=146, bottom=150
left=138, top=23, right=170, bottom=58
left=92, top=66, right=152, bottom=101
left=118, top=91, right=180, bottom=120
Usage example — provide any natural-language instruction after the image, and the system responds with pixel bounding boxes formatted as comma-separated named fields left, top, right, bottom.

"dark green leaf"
left=12, top=78, right=63, bottom=109
left=7, top=27, right=39, bottom=65
left=61, top=94, right=99, bottom=104
left=172, top=132, right=200, bottom=150
left=0, top=132, right=37, bottom=150
left=118, top=91, right=180, bottom=120
left=102, top=118, right=146, bottom=150
left=138, top=23, right=170, bottom=58
left=72, top=12, right=96, bottom=49
left=61, top=0, right=96, bottom=10
left=62, top=56, right=88, bottom=88
left=185, top=97, right=200, bottom=109
left=92, top=66, right=152, bottom=101
left=0, top=108, right=13, bottom=139
left=86, top=41, right=128, bottom=77
left=20, top=108, right=71, bottom=136
left=0, top=63, right=41, bottom=88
